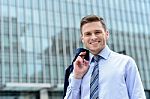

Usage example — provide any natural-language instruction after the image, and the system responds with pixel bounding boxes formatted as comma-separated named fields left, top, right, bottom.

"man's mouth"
left=90, top=41, right=100, bottom=44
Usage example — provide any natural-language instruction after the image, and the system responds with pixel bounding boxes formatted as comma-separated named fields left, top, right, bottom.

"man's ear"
left=80, top=35, right=84, bottom=43
left=106, top=30, right=109, bottom=40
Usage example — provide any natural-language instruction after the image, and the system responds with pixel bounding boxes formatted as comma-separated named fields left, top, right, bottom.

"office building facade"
left=0, top=0, right=150, bottom=99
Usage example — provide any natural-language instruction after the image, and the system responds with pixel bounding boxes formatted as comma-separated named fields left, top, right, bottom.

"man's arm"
left=125, top=57, right=146, bottom=99
left=64, top=51, right=89, bottom=99
left=64, top=73, right=82, bottom=99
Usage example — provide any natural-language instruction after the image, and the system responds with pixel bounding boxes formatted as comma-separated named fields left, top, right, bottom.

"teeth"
left=91, top=42, right=98, bottom=44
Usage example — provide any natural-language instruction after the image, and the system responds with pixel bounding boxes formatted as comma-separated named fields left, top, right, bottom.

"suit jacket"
left=63, top=48, right=89, bottom=98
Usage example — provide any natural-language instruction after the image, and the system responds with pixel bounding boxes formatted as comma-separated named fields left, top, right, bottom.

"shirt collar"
left=89, top=45, right=111, bottom=63
left=98, top=45, right=111, bottom=60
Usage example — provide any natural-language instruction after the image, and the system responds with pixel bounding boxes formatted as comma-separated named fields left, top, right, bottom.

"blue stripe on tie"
left=90, top=55, right=100, bottom=99
left=90, top=73, right=99, bottom=87
left=90, top=85, right=98, bottom=98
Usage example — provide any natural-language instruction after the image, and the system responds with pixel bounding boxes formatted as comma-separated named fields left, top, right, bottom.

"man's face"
left=81, top=21, right=109, bottom=55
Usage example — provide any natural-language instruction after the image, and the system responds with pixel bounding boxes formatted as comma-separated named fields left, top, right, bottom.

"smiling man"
left=64, top=15, right=146, bottom=99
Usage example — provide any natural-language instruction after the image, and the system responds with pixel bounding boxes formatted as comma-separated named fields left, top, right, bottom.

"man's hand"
left=73, top=51, right=89, bottom=79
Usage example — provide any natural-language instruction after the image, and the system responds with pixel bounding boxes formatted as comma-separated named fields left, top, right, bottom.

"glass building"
left=0, top=0, right=150, bottom=99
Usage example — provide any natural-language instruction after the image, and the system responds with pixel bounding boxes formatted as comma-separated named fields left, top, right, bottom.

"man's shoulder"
left=110, top=50, right=133, bottom=61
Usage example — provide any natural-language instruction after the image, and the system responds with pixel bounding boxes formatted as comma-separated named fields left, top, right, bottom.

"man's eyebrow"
left=95, top=30, right=102, bottom=32
left=84, top=31, right=91, bottom=34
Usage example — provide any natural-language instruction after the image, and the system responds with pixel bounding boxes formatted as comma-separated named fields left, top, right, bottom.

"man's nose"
left=91, top=33, right=97, bottom=39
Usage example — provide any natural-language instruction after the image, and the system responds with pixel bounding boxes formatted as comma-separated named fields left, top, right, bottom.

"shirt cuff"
left=71, top=78, right=82, bottom=90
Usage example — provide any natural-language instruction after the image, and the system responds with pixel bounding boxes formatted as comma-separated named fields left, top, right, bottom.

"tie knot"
left=94, top=55, right=100, bottom=62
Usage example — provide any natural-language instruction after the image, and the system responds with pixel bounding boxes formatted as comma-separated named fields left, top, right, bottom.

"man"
left=64, top=15, right=146, bottom=99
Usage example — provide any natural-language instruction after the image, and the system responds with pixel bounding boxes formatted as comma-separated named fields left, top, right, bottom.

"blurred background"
left=0, top=0, right=150, bottom=99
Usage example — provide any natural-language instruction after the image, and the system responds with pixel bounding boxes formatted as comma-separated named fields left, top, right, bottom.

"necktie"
left=90, top=55, right=100, bottom=99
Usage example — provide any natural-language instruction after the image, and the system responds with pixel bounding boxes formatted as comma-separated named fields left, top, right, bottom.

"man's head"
left=80, top=15, right=109, bottom=55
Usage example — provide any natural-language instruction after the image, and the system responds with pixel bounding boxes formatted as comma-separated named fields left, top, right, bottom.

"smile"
left=90, top=41, right=100, bottom=44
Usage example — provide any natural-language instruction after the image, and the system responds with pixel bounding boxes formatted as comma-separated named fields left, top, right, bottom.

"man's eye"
left=95, top=32, right=100, bottom=34
left=85, top=33, right=91, bottom=36
left=95, top=31, right=102, bottom=34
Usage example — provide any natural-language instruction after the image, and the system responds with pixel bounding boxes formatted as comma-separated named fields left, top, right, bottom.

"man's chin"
left=89, top=48, right=99, bottom=53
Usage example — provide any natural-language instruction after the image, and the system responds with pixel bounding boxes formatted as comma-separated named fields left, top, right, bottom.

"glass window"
left=68, top=14, right=74, bottom=28
left=85, top=0, right=92, bottom=6
left=9, top=0, right=16, bottom=6
left=60, top=2, right=66, bottom=13
left=20, top=23, right=26, bottom=36
left=33, top=10, right=40, bottom=24
left=48, top=12, right=54, bottom=26
left=4, top=21, right=9, bottom=35
left=13, top=63, right=19, bottom=82
left=32, top=0, right=39, bottom=9
left=45, top=53, right=49, bottom=64
left=125, top=0, right=130, bottom=12
left=33, top=25, right=40, bottom=37
left=51, top=64, right=57, bottom=83
left=5, top=62, right=10, bottom=82
left=40, top=11, right=47, bottom=25
left=60, top=66, right=65, bottom=82
left=34, top=37, right=41, bottom=53
left=27, top=53, right=34, bottom=63
left=12, top=35, right=18, bottom=48
left=80, top=4, right=86, bottom=16
left=25, top=0, right=32, bottom=9
left=22, top=63, right=27, bottom=82
left=42, top=38, right=48, bottom=52
left=2, top=5, right=8, bottom=17
left=26, top=24, right=33, bottom=37
left=62, top=14, right=67, bottom=27
left=49, top=92, right=63, bottom=99
left=92, top=6, right=99, bottom=15
left=29, top=63, right=35, bottom=83
left=41, top=25, right=48, bottom=38
left=20, top=35, right=27, bottom=55
left=67, top=2, right=73, bottom=14
left=26, top=9, right=32, bottom=24
left=26, top=37, right=34, bottom=52
left=2, top=0, right=8, bottom=5
left=35, top=54, right=42, bottom=64
left=13, top=53, right=18, bottom=63
left=54, top=13, right=61, bottom=27
left=10, top=6, right=16, bottom=17
left=18, top=0, right=24, bottom=8
left=18, top=8, right=25, bottom=23
left=21, top=49, right=26, bottom=64
left=86, top=4, right=92, bottom=14
left=74, top=15, right=80, bottom=28
left=4, top=35, right=9, bottom=47
left=39, top=0, right=46, bottom=10
left=47, top=0, right=53, bottom=11
left=0, top=63, right=1, bottom=80
left=130, top=1, right=136, bottom=13
left=74, top=3, right=80, bottom=15
left=45, top=65, right=50, bottom=83
left=36, top=64, right=43, bottom=83
left=4, top=53, right=10, bottom=63
left=53, top=0, right=60, bottom=12
left=12, top=22, right=17, bottom=36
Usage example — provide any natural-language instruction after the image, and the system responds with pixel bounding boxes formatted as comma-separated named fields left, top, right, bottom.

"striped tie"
left=90, top=55, right=100, bottom=99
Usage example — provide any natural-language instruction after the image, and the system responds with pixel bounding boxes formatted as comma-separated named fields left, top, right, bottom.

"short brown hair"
left=80, top=15, right=107, bottom=34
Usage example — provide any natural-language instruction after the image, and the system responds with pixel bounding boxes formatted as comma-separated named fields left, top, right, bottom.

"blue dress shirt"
left=64, top=46, right=146, bottom=99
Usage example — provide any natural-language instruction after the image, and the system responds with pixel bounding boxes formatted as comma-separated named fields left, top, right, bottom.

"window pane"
left=18, top=0, right=24, bottom=7
left=9, top=0, right=16, bottom=6
left=33, top=10, right=39, bottom=24
left=32, top=0, right=39, bottom=9
left=13, top=63, right=19, bottom=82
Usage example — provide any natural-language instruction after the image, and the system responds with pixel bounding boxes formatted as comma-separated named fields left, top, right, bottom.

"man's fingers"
left=78, top=52, right=86, bottom=58
left=74, top=56, right=84, bottom=66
